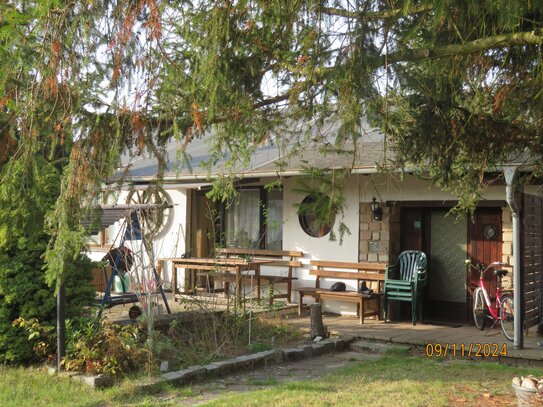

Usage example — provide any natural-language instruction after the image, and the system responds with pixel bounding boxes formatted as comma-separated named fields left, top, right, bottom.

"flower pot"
left=512, top=383, right=543, bottom=407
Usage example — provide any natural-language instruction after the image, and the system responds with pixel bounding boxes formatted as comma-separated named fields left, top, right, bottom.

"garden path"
left=154, top=347, right=382, bottom=405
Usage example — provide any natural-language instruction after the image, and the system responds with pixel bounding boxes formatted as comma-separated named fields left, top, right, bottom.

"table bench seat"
left=215, top=248, right=303, bottom=304
left=296, top=260, right=387, bottom=324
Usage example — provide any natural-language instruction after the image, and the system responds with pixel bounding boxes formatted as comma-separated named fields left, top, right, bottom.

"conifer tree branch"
left=385, top=30, right=543, bottom=63
left=320, top=5, right=432, bottom=20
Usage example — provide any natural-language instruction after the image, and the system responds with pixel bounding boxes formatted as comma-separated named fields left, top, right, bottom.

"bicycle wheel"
left=499, top=293, right=514, bottom=342
left=472, top=287, right=486, bottom=330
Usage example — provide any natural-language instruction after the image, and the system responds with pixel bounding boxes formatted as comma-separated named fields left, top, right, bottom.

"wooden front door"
left=467, top=208, right=503, bottom=300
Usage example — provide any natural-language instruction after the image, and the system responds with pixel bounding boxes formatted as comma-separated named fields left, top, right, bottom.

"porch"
left=283, top=313, right=543, bottom=366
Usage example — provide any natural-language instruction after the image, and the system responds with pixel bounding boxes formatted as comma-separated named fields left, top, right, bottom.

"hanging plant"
left=294, top=168, right=351, bottom=244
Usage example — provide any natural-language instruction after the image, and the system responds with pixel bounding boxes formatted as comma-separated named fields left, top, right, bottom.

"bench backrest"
left=215, top=248, right=303, bottom=268
left=309, top=260, right=387, bottom=290
left=396, top=251, right=427, bottom=281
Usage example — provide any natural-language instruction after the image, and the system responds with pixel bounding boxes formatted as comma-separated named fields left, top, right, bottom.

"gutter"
left=504, top=166, right=523, bottom=350
left=115, top=161, right=537, bottom=185
left=110, top=165, right=385, bottom=184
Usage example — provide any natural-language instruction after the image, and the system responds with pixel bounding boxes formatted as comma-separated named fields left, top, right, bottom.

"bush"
left=14, top=316, right=148, bottom=377
left=63, top=317, right=148, bottom=376
left=0, top=157, right=95, bottom=364
left=0, top=237, right=95, bottom=364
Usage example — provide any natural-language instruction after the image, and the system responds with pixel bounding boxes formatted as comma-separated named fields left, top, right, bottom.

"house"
left=90, top=120, right=543, bottom=345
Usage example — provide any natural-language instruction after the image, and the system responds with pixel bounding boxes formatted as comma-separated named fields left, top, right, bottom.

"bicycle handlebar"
left=465, top=259, right=509, bottom=274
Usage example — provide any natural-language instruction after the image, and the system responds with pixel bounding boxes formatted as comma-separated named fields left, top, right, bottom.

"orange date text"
left=425, top=343, right=507, bottom=358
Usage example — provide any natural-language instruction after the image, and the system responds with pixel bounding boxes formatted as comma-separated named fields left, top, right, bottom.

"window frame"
left=220, top=186, right=282, bottom=250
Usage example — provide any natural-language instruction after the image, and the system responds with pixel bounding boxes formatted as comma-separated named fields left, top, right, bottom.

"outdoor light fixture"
left=370, top=197, right=382, bottom=221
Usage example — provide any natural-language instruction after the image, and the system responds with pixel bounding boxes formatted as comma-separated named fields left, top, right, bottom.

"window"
left=224, top=188, right=283, bottom=249
left=265, top=189, right=283, bottom=250
left=298, top=194, right=334, bottom=238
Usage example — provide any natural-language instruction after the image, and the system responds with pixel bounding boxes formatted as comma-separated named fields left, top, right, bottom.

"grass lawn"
left=1, top=348, right=539, bottom=406
left=202, top=348, right=539, bottom=406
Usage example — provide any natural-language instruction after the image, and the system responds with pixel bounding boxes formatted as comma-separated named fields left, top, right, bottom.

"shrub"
left=63, top=318, right=148, bottom=377
left=0, top=157, right=95, bottom=364
left=15, top=316, right=148, bottom=377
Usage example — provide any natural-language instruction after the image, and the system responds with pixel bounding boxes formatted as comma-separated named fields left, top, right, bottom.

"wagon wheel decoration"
left=126, top=187, right=173, bottom=239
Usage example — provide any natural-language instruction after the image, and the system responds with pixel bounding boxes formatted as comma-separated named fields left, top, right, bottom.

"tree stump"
left=310, top=303, right=328, bottom=339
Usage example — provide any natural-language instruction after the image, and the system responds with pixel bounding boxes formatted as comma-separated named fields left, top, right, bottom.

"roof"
left=114, top=119, right=539, bottom=184
left=117, top=119, right=392, bottom=182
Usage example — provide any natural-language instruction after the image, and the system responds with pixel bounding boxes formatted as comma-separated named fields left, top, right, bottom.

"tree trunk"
left=310, top=303, right=328, bottom=339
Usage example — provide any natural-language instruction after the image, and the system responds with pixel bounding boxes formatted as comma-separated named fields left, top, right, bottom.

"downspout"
left=504, top=167, right=523, bottom=350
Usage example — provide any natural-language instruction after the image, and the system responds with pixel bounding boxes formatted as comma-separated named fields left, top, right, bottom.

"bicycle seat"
left=494, top=269, right=508, bottom=277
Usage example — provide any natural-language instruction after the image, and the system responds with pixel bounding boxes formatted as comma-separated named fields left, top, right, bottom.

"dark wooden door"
left=467, top=208, right=503, bottom=300
left=401, top=208, right=424, bottom=252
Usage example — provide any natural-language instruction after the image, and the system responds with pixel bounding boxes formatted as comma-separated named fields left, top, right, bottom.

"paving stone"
left=311, top=342, right=326, bottom=356
left=350, top=339, right=411, bottom=354
left=162, top=371, right=183, bottom=381
left=134, top=338, right=351, bottom=392
left=282, top=347, right=305, bottom=361
left=204, top=363, right=223, bottom=378
left=252, top=349, right=283, bottom=367
left=341, top=335, right=359, bottom=344
left=233, top=355, right=256, bottom=371
left=319, top=340, right=337, bottom=353
left=332, top=338, right=347, bottom=351
left=301, top=345, right=313, bottom=358
left=73, top=373, right=114, bottom=389
left=206, top=360, right=237, bottom=376
left=163, top=365, right=207, bottom=385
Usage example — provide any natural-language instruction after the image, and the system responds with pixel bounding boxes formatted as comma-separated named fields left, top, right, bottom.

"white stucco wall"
left=282, top=176, right=360, bottom=312
left=357, top=173, right=508, bottom=202
left=283, top=173, right=515, bottom=316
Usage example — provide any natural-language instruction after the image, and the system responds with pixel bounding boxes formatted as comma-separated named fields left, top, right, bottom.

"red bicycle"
left=467, top=260, right=514, bottom=341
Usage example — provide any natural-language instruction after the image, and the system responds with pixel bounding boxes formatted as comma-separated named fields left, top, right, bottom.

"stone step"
left=349, top=340, right=411, bottom=354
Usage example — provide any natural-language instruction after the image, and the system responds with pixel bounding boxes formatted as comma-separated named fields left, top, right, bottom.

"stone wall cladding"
left=359, top=203, right=400, bottom=264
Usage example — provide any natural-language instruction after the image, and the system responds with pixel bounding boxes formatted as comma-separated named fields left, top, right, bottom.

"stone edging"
left=136, top=335, right=357, bottom=391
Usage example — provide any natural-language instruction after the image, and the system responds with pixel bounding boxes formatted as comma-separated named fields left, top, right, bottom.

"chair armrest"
left=385, top=263, right=398, bottom=280
left=416, top=267, right=428, bottom=285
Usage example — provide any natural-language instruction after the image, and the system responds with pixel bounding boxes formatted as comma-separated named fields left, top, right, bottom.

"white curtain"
left=265, top=189, right=283, bottom=250
left=225, top=189, right=261, bottom=248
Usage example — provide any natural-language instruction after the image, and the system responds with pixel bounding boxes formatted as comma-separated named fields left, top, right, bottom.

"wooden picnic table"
left=168, top=257, right=274, bottom=303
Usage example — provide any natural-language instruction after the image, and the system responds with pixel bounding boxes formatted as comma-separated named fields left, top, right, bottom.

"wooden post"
left=310, top=303, right=328, bottom=339
left=56, top=281, right=66, bottom=372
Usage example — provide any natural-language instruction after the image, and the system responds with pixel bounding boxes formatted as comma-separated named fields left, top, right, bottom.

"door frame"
left=399, top=203, right=504, bottom=324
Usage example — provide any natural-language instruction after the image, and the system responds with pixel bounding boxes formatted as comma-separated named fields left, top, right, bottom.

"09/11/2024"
left=425, top=343, right=507, bottom=358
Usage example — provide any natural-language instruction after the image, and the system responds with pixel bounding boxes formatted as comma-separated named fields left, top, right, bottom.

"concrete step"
left=349, top=340, right=411, bottom=354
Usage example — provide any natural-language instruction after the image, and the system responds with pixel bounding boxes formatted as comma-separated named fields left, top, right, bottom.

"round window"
left=298, top=194, right=335, bottom=238
left=483, top=224, right=498, bottom=240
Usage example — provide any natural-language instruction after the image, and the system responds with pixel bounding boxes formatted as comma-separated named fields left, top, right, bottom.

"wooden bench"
left=215, top=248, right=303, bottom=304
left=296, top=260, right=387, bottom=324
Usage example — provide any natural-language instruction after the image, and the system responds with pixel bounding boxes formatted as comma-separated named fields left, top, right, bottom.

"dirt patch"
left=449, top=384, right=517, bottom=406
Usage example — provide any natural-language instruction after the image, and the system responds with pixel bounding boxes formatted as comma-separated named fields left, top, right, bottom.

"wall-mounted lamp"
left=370, top=197, right=382, bottom=221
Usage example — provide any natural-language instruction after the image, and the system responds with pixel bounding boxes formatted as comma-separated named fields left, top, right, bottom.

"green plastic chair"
left=383, top=251, right=428, bottom=325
